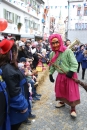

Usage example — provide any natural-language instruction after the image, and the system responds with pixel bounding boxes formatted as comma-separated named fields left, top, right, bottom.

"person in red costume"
left=49, top=34, right=80, bottom=118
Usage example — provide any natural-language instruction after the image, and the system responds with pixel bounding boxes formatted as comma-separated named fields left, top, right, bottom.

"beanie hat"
left=32, top=43, right=36, bottom=48
left=0, top=39, right=14, bottom=54
left=26, top=40, right=31, bottom=43
left=20, top=57, right=26, bottom=62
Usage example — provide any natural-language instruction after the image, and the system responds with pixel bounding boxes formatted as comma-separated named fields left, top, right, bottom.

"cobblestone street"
left=19, top=68, right=87, bottom=130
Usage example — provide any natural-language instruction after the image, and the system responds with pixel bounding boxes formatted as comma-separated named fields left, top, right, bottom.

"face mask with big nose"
left=51, top=38, right=60, bottom=51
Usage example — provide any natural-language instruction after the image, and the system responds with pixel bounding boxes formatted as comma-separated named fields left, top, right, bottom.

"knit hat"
left=26, top=40, right=31, bottom=43
left=0, top=39, right=14, bottom=54
left=20, top=57, right=26, bottom=62
left=32, top=43, right=36, bottom=48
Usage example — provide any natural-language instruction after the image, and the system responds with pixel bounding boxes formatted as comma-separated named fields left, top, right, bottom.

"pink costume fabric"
left=49, top=34, right=80, bottom=106
left=55, top=73, right=80, bottom=106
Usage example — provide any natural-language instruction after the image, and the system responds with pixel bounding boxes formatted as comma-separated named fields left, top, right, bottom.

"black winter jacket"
left=18, top=48, right=32, bottom=61
left=1, top=64, right=29, bottom=99
left=0, top=64, right=29, bottom=126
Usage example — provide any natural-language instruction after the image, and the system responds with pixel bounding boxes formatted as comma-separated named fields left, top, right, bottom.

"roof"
left=68, top=0, right=83, bottom=2
left=36, top=0, right=44, bottom=4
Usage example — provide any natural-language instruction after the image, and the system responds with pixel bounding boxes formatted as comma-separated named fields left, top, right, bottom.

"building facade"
left=41, top=0, right=50, bottom=40
left=67, top=0, right=87, bottom=43
left=0, top=0, right=45, bottom=40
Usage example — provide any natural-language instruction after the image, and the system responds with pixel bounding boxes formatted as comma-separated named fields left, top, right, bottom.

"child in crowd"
left=19, top=57, right=41, bottom=101
left=25, top=61, right=41, bottom=101
left=18, top=62, right=33, bottom=107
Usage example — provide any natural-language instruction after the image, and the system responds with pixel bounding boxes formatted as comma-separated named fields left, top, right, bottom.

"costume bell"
left=49, top=34, right=80, bottom=118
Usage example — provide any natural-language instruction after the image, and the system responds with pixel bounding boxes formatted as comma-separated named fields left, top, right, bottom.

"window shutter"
left=38, top=24, right=40, bottom=31
left=34, top=1, right=36, bottom=10
left=30, top=21, right=31, bottom=28
left=29, top=20, right=30, bottom=28
left=30, top=21, right=33, bottom=28
left=3, top=9, right=6, bottom=19
left=30, top=0, right=32, bottom=5
left=35, top=23, right=37, bottom=29
left=32, top=21, right=34, bottom=29
left=33, top=22, right=34, bottom=29
left=25, top=0, right=27, bottom=5
left=15, top=14, right=17, bottom=24
left=12, top=13, right=14, bottom=23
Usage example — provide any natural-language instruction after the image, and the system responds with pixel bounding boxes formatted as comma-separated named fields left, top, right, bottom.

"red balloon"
left=0, top=18, right=8, bottom=31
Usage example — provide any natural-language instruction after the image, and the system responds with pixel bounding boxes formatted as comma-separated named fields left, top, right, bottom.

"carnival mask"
left=51, top=38, right=60, bottom=51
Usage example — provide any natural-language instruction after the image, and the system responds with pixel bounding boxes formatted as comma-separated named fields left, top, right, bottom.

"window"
left=25, top=19, right=29, bottom=33
left=77, top=7, right=81, bottom=16
left=33, top=22, right=38, bottom=30
left=33, top=22, right=35, bottom=29
left=6, top=11, right=13, bottom=21
left=30, top=0, right=32, bottom=5
left=84, top=7, right=87, bottom=16
left=29, top=0, right=37, bottom=10
left=29, top=0, right=39, bottom=11
left=15, top=14, right=20, bottom=24
left=17, top=16, right=20, bottom=23
left=3, top=9, right=14, bottom=23
left=25, top=19, right=29, bottom=28
left=75, top=23, right=87, bottom=30
left=25, top=0, right=30, bottom=5
left=37, top=24, right=40, bottom=31
left=32, top=0, right=36, bottom=10
left=30, top=21, right=33, bottom=28
left=32, top=0, right=35, bottom=6
left=37, top=4, right=40, bottom=13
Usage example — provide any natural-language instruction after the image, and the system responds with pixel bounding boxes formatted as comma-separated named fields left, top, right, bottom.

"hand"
left=21, top=108, right=28, bottom=113
left=49, top=74, right=54, bottom=82
left=66, top=71, right=74, bottom=78
left=46, top=59, right=50, bottom=64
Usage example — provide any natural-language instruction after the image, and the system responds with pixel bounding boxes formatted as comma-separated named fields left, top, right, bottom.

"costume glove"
left=49, top=74, right=54, bottom=82
left=66, top=71, right=74, bottom=78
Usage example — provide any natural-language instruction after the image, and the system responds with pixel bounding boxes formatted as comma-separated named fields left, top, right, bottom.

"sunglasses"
left=51, top=41, right=59, bottom=44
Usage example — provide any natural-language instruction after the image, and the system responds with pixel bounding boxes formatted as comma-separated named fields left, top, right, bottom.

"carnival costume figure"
left=49, top=34, right=80, bottom=118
